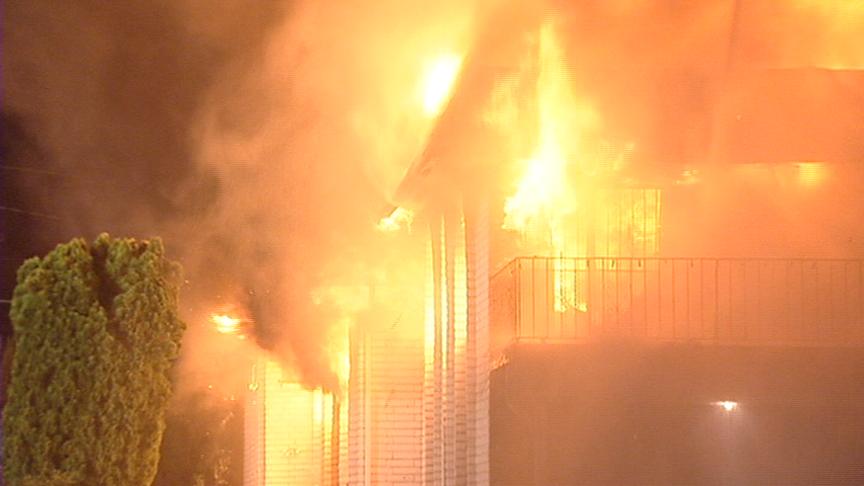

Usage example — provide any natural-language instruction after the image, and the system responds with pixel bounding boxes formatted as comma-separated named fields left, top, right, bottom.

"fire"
left=502, top=21, right=596, bottom=312
left=503, top=21, right=590, bottom=236
left=312, top=284, right=368, bottom=391
left=326, top=317, right=351, bottom=391
left=794, top=0, right=864, bottom=26
left=210, top=313, right=242, bottom=335
left=500, top=21, right=659, bottom=314
left=376, top=206, right=414, bottom=233
left=783, top=1, right=864, bottom=69
left=420, top=53, right=463, bottom=116
left=796, top=162, right=827, bottom=187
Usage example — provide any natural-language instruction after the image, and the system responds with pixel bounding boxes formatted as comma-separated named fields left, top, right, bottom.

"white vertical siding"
left=424, top=218, right=446, bottom=485
left=350, top=299, right=426, bottom=485
left=244, top=362, right=264, bottom=486
left=244, top=359, right=344, bottom=486
left=244, top=200, right=492, bottom=486
left=467, top=200, right=491, bottom=485
left=422, top=202, right=491, bottom=486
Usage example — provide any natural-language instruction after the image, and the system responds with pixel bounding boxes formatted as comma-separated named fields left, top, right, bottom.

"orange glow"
left=210, top=313, right=242, bottom=334
left=502, top=21, right=596, bottom=312
left=782, top=1, right=864, bottom=68
left=376, top=206, right=414, bottom=233
left=256, top=360, right=342, bottom=484
left=714, top=400, right=739, bottom=412
left=420, top=54, right=463, bottom=116
left=311, top=284, right=367, bottom=391
left=797, top=162, right=827, bottom=187
left=503, top=22, right=590, bottom=236
left=327, top=317, right=351, bottom=391
left=501, top=21, right=662, bottom=314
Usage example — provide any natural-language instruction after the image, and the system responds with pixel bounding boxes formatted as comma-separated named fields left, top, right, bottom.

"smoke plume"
left=3, top=0, right=474, bottom=391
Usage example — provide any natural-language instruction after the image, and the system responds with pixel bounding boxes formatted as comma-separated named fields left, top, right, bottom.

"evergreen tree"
left=3, top=234, right=185, bottom=486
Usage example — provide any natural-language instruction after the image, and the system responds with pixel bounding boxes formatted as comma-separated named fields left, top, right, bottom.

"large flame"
left=503, top=21, right=597, bottom=312
left=420, top=53, right=463, bottom=116
left=500, top=20, right=661, bottom=314
left=503, top=23, right=591, bottom=236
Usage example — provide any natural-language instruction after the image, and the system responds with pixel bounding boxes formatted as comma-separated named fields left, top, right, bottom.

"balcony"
left=491, top=257, right=864, bottom=358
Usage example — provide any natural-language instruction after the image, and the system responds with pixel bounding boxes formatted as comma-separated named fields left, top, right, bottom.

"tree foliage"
left=3, top=234, right=185, bottom=486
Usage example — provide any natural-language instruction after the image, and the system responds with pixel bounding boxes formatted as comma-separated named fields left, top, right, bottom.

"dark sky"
left=2, top=0, right=285, bottom=328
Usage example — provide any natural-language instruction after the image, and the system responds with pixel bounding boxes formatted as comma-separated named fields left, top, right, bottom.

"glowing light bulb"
left=714, top=400, right=738, bottom=412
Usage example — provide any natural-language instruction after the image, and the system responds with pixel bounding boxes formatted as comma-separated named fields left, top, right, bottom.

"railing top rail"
left=512, top=256, right=864, bottom=262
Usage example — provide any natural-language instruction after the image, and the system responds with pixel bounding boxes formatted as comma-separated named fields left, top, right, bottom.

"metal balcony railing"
left=491, top=257, right=864, bottom=356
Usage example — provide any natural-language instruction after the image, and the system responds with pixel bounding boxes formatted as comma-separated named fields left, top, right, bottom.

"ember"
left=210, top=313, right=242, bottom=335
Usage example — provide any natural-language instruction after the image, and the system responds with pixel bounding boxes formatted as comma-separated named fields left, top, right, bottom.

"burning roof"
left=395, top=0, right=864, bottom=206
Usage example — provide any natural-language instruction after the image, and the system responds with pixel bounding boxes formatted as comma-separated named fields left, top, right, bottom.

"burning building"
left=394, top=1, right=864, bottom=485
left=245, top=1, right=864, bottom=484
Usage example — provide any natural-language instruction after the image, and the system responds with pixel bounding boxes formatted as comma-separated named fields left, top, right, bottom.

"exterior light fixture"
left=714, top=400, right=738, bottom=412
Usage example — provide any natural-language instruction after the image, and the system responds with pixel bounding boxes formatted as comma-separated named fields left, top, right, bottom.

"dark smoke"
left=1, top=0, right=339, bottom=385
left=3, top=0, right=471, bottom=391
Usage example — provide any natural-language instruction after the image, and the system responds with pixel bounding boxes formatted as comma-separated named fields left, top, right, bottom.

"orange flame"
left=210, top=313, right=242, bottom=335
left=777, top=1, right=864, bottom=69
left=503, top=21, right=596, bottom=238
left=502, top=21, right=597, bottom=312
left=420, top=54, right=463, bottom=116
left=376, top=206, right=414, bottom=233
left=311, top=284, right=368, bottom=391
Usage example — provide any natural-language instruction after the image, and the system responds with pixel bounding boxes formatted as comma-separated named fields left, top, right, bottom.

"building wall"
left=244, top=203, right=491, bottom=486
left=466, top=200, right=491, bottom=485
left=423, top=201, right=491, bottom=486
left=491, top=343, right=864, bottom=485
left=348, top=295, right=425, bottom=485
left=245, top=359, right=344, bottom=486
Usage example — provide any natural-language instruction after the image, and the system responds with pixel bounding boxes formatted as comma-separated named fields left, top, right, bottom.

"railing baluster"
left=531, top=258, right=536, bottom=341
left=714, top=259, right=720, bottom=343
left=756, top=260, right=761, bottom=343
left=672, top=260, right=677, bottom=340
left=515, top=259, right=521, bottom=343
left=587, top=259, right=593, bottom=338
left=601, top=258, right=607, bottom=336
left=728, top=260, right=735, bottom=339
left=686, top=260, right=691, bottom=340
left=615, top=258, right=620, bottom=335
left=800, top=261, right=806, bottom=343
left=643, top=259, right=648, bottom=339
left=630, top=258, right=635, bottom=338
left=699, top=259, right=705, bottom=341
left=544, top=257, right=550, bottom=341
left=658, top=259, right=663, bottom=339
